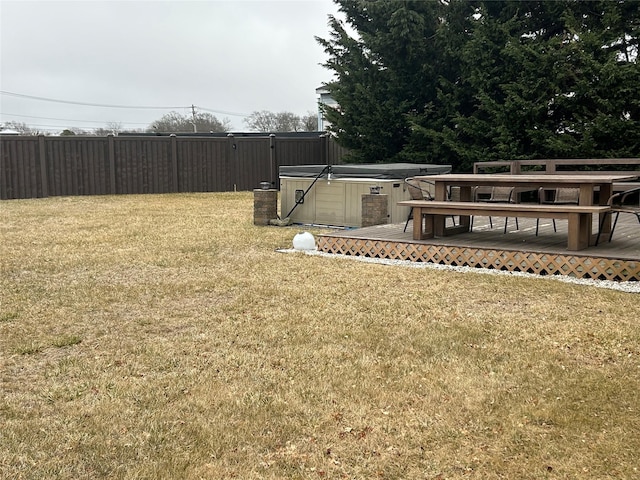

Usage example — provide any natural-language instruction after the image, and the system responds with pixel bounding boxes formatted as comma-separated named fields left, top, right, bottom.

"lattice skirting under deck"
left=317, top=236, right=640, bottom=282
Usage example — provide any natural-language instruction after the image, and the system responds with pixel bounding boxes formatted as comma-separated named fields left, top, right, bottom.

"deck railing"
left=473, top=158, right=640, bottom=175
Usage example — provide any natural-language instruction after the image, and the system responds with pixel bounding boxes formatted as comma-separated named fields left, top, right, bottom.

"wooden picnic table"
left=411, top=173, right=637, bottom=248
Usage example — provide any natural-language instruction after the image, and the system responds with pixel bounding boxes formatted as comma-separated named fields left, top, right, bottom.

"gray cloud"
left=0, top=0, right=341, bottom=131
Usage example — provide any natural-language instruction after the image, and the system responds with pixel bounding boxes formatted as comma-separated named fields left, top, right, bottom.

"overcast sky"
left=0, top=0, right=342, bottom=132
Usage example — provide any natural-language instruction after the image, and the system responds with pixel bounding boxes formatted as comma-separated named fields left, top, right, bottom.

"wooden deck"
left=317, top=215, right=640, bottom=282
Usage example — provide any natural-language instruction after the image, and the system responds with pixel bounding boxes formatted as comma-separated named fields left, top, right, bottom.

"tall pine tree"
left=317, top=0, right=445, bottom=163
left=317, top=0, right=640, bottom=171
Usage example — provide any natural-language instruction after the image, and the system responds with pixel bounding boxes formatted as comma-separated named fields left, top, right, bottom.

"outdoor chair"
left=595, top=186, right=640, bottom=245
left=471, top=186, right=518, bottom=233
left=403, top=177, right=435, bottom=232
left=403, top=177, right=457, bottom=232
left=535, top=187, right=580, bottom=236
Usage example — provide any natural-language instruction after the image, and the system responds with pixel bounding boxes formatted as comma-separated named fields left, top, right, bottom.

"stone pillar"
left=361, top=193, right=388, bottom=227
left=254, top=189, right=278, bottom=226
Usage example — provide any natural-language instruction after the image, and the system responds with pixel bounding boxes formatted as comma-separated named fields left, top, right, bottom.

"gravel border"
left=277, top=248, right=640, bottom=294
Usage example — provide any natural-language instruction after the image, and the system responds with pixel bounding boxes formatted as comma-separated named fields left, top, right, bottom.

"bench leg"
left=434, top=214, right=445, bottom=236
left=412, top=208, right=435, bottom=240
left=424, top=214, right=434, bottom=239
left=412, top=208, right=422, bottom=240
left=567, top=213, right=591, bottom=251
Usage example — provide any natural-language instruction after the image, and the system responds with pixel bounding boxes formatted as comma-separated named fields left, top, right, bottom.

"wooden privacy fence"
left=0, top=134, right=347, bottom=200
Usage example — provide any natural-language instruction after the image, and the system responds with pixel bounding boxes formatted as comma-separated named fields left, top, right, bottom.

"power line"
left=0, top=112, right=149, bottom=126
left=0, top=90, right=251, bottom=118
left=198, top=106, right=250, bottom=118
left=4, top=122, right=93, bottom=130
left=0, top=90, right=186, bottom=110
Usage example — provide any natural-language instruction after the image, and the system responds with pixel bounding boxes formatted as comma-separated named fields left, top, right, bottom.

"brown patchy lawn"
left=1, top=192, right=639, bottom=479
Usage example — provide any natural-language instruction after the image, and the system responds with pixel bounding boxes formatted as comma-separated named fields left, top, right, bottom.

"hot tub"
left=279, top=163, right=451, bottom=227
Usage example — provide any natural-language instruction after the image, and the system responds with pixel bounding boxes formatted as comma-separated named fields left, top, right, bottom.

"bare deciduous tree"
left=60, top=127, right=89, bottom=136
left=244, top=110, right=277, bottom=132
left=301, top=111, right=318, bottom=131
left=149, top=111, right=231, bottom=133
left=93, top=122, right=123, bottom=136
left=1, top=121, right=42, bottom=135
left=244, top=110, right=319, bottom=132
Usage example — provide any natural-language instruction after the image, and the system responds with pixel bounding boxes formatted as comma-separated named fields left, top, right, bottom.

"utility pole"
left=191, top=104, right=197, bottom=133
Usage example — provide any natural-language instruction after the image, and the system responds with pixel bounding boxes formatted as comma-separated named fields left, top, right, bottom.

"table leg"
left=578, top=184, right=594, bottom=242
left=434, top=184, right=473, bottom=235
left=598, top=183, right=613, bottom=235
left=457, top=186, right=473, bottom=230
left=567, top=212, right=590, bottom=251
left=434, top=182, right=447, bottom=236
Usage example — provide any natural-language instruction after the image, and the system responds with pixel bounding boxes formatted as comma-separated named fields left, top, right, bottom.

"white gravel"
left=277, top=248, right=640, bottom=294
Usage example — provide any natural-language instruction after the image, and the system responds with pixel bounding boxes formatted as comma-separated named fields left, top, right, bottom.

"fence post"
left=108, top=134, right=116, bottom=194
left=546, top=160, right=556, bottom=173
left=38, top=135, right=48, bottom=198
left=170, top=134, right=178, bottom=192
left=322, top=133, right=329, bottom=167
left=269, top=133, right=276, bottom=188
left=227, top=133, right=237, bottom=191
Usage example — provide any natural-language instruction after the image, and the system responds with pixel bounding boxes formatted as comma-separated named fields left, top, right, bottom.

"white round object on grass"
left=292, top=232, right=316, bottom=251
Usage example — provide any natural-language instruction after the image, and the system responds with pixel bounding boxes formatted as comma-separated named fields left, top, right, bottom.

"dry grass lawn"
left=1, top=192, right=639, bottom=479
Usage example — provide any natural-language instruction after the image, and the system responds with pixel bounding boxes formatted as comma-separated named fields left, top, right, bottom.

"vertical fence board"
left=16, top=140, right=27, bottom=198
left=234, top=137, right=271, bottom=191
left=79, top=140, right=87, bottom=195
left=70, top=139, right=80, bottom=195
left=18, top=141, right=28, bottom=198
left=0, top=139, right=9, bottom=199
left=328, top=136, right=348, bottom=165
left=125, top=139, right=132, bottom=194
left=82, top=137, right=108, bottom=195
left=47, top=139, right=59, bottom=196
left=108, top=135, right=116, bottom=194
left=38, top=136, right=47, bottom=198
left=211, top=138, right=231, bottom=192
left=0, top=138, right=40, bottom=199
left=28, top=140, right=39, bottom=198
left=176, top=137, right=231, bottom=192
left=150, top=141, right=159, bottom=193
left=177, top=139, right=194, bottom=192
left=114, top=139, right=126, bottom=194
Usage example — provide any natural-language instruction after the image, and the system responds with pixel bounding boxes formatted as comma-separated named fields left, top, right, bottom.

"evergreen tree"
left=318, top=0, right=640, bottom=171
left=317, top=0, right=445, bottom=163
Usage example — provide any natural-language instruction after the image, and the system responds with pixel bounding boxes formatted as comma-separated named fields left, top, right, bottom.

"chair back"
left=612, top=186, right=640, bottom=209
left=473, top=186, right=491, bottom=201
left=404, top=177, right=434, bottom=200
left=489, top=187, right=514, bottom=202
left=554, top=188, right=580, bottom=204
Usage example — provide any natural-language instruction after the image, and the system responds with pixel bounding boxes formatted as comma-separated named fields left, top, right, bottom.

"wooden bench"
left=398, top=200, right=611, bottom=251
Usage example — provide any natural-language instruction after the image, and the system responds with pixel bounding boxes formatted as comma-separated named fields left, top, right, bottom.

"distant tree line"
left=243, top=111, right=318, bottom=132
left=317, top=0, right=640, bottom=171
left=2, top=109, right=319, bottom=136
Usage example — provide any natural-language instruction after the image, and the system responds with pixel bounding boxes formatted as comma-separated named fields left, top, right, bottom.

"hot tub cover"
left=279, top=163, right=451, bottom=179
